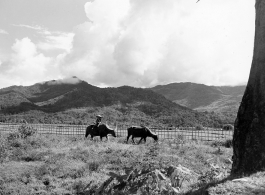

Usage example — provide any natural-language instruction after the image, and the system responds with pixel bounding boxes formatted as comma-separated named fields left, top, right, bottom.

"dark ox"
left=127, top=126, right=158, bottom=144
left=85, top=124, right=117, bottom=141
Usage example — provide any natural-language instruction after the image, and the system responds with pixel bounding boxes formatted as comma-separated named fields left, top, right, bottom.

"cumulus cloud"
left=45, top=76, right=82, bottom=85
left=56, top=0, right=254, bottom=87
left=0, top=24, right=76, bottom=87
left=0, top=37, right=60, bottom=86
left=1, top=0, right=255, bottom=89
left=13, top=24, right=74, bottom=53
left=11, top=37, right=38, bottom=59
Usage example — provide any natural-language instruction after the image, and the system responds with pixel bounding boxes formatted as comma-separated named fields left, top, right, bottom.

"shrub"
left=88, top=161, right=100, bottom=172
left=8, top=137, right=24, bottom=148
left=222, top=124, right=234, bottom=131
left=18, top=124, right=37, bottom=138
left=7, top=131, right=20, bottom=142
left=222, top=139, right=233, bottom=148
left=195, top=124, right=204, bottom=130
left=72, top=180, right=86, bottom=194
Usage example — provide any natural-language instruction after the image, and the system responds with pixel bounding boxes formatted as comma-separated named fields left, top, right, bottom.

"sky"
left=0, top=0, right=255, bottom=89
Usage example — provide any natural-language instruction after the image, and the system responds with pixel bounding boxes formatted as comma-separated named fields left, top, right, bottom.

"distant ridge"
left=150, top=82, right=245, bottom=122
left=0, top=77, right=224, bottom=127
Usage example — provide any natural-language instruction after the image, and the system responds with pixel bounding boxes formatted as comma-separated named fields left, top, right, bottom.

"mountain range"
left=0, top=77, right=244, bottom=126
left=150, top=82, right=245, bottom=113
left=0, top=77, right=184, bottom=113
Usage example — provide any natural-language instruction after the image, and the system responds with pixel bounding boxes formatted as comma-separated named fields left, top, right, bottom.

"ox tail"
left=114, top=124, right=118, bottom=137
left=85, top=126, right=89, bottom=138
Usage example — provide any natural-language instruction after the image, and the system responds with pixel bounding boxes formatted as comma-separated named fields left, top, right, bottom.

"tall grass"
left=0, top=129, right=263, bottom=195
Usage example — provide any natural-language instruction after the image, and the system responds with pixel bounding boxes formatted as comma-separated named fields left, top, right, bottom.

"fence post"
left=207, top=128, right=209, bottom=141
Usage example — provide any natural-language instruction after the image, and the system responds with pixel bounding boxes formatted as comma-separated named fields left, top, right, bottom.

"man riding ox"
left=85, top=115, right=117, bottom=141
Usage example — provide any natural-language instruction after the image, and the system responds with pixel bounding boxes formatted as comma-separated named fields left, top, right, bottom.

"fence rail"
left=0, top=123, right=233, bottom=141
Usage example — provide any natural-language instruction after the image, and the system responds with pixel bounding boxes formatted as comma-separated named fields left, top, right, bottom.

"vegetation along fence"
left=0, top=123, right=233, bottom=141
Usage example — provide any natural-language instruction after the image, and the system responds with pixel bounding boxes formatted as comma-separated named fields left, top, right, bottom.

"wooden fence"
left=0, top=123, right=233, bottom=141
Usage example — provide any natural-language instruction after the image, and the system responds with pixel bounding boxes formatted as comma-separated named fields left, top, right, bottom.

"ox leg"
left=132, top=136, right=136, bottom=144
left=126, top=135, right=131, bottom=143
left=138, top=137, right=144, bottom=144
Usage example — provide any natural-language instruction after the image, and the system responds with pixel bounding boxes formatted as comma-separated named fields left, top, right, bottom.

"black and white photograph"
left=1, top=0, right=264, bottom=194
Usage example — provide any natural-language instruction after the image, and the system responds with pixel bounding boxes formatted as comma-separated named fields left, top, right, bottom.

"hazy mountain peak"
left=44, top=76, right=82, bottom=85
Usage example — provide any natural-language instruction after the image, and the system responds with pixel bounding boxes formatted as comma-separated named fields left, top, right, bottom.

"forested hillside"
left=0, top=78, right=224, bottom=127
left=151, top=82, right=245, bottom=124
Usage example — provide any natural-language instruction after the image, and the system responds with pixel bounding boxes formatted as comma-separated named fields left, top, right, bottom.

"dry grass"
left=207, top=172, right=265, bottom=195
left=0, top=131, right=264, bottom=195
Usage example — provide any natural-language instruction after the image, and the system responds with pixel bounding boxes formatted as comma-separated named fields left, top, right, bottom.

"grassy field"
left=0, top=125, right=264, bottom=195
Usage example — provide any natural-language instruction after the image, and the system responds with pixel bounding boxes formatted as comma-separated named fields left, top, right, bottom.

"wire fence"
left=0, top=123, right=233, bottom=141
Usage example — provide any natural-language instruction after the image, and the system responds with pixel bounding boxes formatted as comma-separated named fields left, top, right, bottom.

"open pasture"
left=0, top=129, right=233, bottom=195
left=0, top=123, right=233, bottom=141
left=1, top=123, right=264, bottom=195
left=1, top=128, right=263, bottom=195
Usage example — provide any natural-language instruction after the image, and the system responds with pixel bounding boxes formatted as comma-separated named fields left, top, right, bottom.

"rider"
left=93, top=115, right=102, bottom=129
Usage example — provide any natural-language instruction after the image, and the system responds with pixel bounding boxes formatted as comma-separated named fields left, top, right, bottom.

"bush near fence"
left=0, top=123, right=233, bottom=141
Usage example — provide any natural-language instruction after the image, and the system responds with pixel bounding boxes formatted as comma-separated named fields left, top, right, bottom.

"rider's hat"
left=96, top=115, right=103, bottom=118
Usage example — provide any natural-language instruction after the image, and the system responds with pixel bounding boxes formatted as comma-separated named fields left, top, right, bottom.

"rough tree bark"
left=232, top=0, right=265, bottom=176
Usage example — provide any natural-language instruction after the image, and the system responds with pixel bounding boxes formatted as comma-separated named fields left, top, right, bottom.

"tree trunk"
left=232, top=0, right=265, bottom=176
